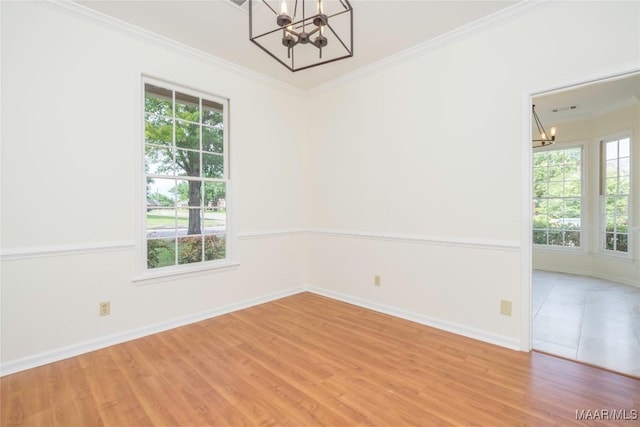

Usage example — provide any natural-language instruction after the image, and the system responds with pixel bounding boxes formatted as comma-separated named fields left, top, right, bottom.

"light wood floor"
left=2, top=292, right=638, bottom=426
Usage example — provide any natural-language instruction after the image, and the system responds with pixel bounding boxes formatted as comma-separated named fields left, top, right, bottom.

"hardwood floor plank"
left=2, top=292, right=638, bottom=426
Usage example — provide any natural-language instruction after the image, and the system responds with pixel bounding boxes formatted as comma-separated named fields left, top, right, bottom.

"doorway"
left=528, top=72, right=640, bottom=377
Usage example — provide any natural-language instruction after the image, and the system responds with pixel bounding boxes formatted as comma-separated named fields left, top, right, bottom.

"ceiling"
left=534, top=73, right=640, bottom=124
left=74, top=0, right=521, bottom=90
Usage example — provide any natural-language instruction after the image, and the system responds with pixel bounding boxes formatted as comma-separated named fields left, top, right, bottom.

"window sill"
left=132, top=261, right=240, bottom=285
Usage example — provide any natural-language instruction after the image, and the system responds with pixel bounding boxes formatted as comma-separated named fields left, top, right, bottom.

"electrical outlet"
left=374, top=275, right=381, bottom=286
left=500, top=299, right=512, bottom=316
left=99, top=301, right=111, bottom=317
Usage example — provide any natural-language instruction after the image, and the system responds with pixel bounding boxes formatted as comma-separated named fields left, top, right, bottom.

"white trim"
left=533, top=266, right=639, bottom=288
left=43, top=0, right=548, bottom=96
left=520, top=90, right=533, bottom=351
left=307, top=286, right=522, bottom=352
left=0, top=285, right=306, bottom=377
left=0, top=230, right=516, bottom=262
left=131, top=261, right=241, bottom=285
left=42, top=0, right=304, bottom=95
left=0, top=283, right=526, bottom=376
left=237, top=229, right=307, bottom=239
left=308, top=229, right=520, bottom=252
left=0, top=241, right=135, bottom=261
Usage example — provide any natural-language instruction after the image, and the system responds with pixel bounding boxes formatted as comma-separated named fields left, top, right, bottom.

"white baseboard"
left=307, top=286, right=523, bottom=352
left=1, top=284, right=524, bottom=376
left=533, top=266, right=640, bottom=288
left=0, top=286, right=306, bottom=376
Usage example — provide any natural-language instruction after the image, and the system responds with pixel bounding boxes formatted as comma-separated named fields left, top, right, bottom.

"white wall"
left=305, top=1, right=640, bottom=348
left=533, top=102, right=640, bottom=286
left=1, top=0, right=639, bottom=374
left=0, top=1, right=308, bottom=372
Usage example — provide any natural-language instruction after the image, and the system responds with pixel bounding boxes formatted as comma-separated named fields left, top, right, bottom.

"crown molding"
left=308, top=0, right=554, bottom=94
left=41, top=0, right=305, bottom=96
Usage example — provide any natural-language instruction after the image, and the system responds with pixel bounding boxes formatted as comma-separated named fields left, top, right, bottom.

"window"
left=601, top=136, right=631, bottom=254
left=532, top=146, right=582, bottom=248
left=143, top=79, right=229, bottom=272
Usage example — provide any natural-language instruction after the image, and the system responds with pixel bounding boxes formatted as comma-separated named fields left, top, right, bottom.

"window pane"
left=147, top=238, right=175, bottom=269
left=203, top=153, right=224, bottom=179
left=605, top=177, right=618, bottom=195
left=202, top=126, right=223, bottom=153
left=204, top=235, right=226, bottom=261
left=533, top=230, right=548, bottom=245
left=175, top=92, right=199, bottom=122
left=606, top=160, right=617, bottom=178
left=145, top=146, right=173, bottom=175
left=145, top=84, right=172, bottom=116
left=564, top=180, right=581, bottom=197
left=175, top=179, right=202, bottom=208
left=618, top=176, right=630, bottom=195
left=619, top=157, right=630, bottom=177
left=176, top=120, right=199, bottom=150
left=178, top=236, right=202, bottom=264
left=606, top=141, right=618, bottom=160
left=147, top=178, right=176, bottom=208
left=548, top=181, right=563, bottom=197
left=563, top=163, right=581, bottom=181
left=175, top=149, right=200, bottom=177
left=565, top=231, right=580, bottom=247
left=203, top=99, right=223, bottom=126
left=548, top=231, right=562, bottom=246
left=146, top=208, right=178, bottom=239
left=204, top=182, right=226, bottom=211
left=615, top=199, right=628, bottom=223
left=145, top=114, right=173, bottom=146
left=616, top=234, right=628, bottom=252
left=619, top=138, right=630, bottom=158
left=605, top=233, right=615, bottom=250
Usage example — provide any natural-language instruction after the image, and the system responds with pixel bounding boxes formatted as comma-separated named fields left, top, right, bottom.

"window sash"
left=532, top=145, right=583, bottom=249
left=142, top=77, right=230, bottom=275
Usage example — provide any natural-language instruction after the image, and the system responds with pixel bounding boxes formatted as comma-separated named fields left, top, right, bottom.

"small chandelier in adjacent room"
left=532, top=104, right=557, bottom=148
left=249, top=0, right=353, bottom=72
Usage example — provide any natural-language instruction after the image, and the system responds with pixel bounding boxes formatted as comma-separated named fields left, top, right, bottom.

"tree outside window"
left=532, top=147, right=582, bottom=248
left=144, top=81, right=228, bottom=270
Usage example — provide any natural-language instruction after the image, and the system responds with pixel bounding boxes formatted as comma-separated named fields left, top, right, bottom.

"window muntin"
left=601, top=137, right=630, bottom=254
left=144, top=80, right=228, bottom=271
left=533, top=146, right=583, bottom=248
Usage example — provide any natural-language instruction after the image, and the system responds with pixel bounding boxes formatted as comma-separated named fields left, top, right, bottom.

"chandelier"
left=249, top=0, right=354, bottom=72
left=532, top=104, right=556, bottom=148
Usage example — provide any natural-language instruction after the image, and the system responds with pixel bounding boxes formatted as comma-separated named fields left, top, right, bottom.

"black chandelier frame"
left=249, top=0, right=354, bottom=72
left=532, top=104, right=556, bottom=148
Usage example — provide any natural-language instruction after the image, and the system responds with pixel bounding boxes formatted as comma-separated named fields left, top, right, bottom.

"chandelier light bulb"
left=550, top=126, right=556, bottom=137
left=280, top=0, right=287, bottom=14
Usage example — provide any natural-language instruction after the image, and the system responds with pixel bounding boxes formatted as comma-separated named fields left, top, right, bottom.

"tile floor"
left=532, top=270, right=640, bottom=377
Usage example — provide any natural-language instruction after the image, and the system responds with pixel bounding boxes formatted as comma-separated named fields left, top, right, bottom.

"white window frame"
left=134, top=76, right=236, bottom=282
left=599, top=131, right=632, bottom=258
left=532, top=142, right=586, bottom=252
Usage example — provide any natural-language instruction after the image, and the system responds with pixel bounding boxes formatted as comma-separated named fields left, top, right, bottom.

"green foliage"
left=532, top=148, right=582, bottom=248
left=147, top=236, right=226, bottom=269
left=147, top=239, right=175, bottom=269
